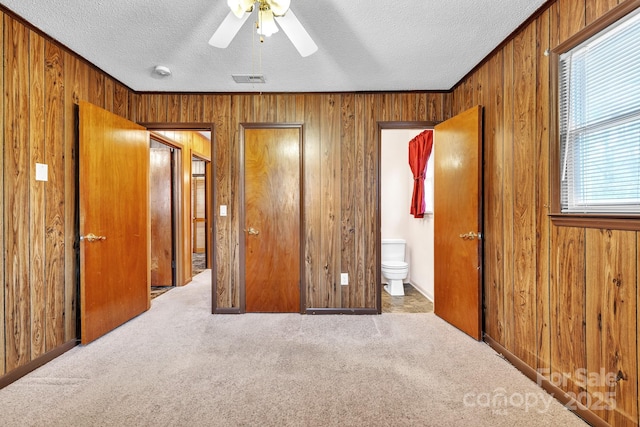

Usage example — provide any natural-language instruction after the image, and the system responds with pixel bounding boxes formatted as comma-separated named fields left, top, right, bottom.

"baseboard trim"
left=484, top=335, right=608, bottom=427
left=0, top=339, right=78, bottom=390
left=213, top=307, right=241, bottom=314
left=305, top=308, right=378, bottom=315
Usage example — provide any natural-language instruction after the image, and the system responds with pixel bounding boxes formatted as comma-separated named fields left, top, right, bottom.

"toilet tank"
left=382, top=239, right=406, bottom=262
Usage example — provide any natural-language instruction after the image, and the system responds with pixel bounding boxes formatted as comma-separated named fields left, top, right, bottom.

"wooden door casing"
left=242, top=126, right=302, bottom=313
left=79, top=101, right=150, bottom=344
left=434, top=105, right=483, bottom=340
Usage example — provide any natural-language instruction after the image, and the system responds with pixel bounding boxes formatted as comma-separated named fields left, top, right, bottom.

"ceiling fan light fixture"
left=257, top=8, right=279, bottom=37
left=268, top=0, right=291, bottom=17
left=227, top=0, right=254, bottom=18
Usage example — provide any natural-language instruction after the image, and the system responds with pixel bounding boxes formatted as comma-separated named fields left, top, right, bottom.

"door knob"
left=459, top=231, right=481, bottom=240
left=80, top=233, right=107, bottom=242
left=245, top=227, right=260, bottom=236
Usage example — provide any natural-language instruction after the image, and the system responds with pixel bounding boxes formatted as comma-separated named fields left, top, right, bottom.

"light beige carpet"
left=0, top=271, right=586, bottom=426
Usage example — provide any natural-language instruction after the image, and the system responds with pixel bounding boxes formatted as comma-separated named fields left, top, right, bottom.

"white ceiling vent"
left=232, top=74, right=265, bottom=84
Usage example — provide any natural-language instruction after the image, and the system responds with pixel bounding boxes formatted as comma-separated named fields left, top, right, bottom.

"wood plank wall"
left=132, top=93, right=452, bottom=311
left=0, top=12, right=135, bottom=377
left=451, top=0, right=639, bottom=425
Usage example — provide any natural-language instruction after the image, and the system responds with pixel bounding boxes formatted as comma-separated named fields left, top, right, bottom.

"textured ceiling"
left=0, top=0, right=546, bottom=93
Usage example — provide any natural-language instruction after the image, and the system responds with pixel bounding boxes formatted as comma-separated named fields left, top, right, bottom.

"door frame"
left=238, top=123, right=305, bottom=313
left=376, top=121, right=438, bottom=313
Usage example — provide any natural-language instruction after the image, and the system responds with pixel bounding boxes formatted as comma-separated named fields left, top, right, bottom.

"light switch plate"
left=220, top=205, right=227, bottom=216
left=340, top=273, right=348, bottom=286
left=35, top=163, right=48, bottom=182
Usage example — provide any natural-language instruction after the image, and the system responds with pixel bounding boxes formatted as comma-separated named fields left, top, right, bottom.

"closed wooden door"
left=243, top=126, right=301, bottom=313
left=434, top=105, right=483, bottom=340
left=150, top=143, right=174, bottom=287
left=79, top=101, right=150, bottom=344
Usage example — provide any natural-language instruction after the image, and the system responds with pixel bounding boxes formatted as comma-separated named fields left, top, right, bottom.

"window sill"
left=549, top=214, right=640, bottom=231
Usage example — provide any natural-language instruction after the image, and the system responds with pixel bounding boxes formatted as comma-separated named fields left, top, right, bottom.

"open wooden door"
left=434, top=105, right=483, bottom=340
left=79, top=101, right=150, bottom=344
left=150, top=141, right=174, bottom=287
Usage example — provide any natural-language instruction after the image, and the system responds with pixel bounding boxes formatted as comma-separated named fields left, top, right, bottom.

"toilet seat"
left=382, top=261, right=408, bottom=269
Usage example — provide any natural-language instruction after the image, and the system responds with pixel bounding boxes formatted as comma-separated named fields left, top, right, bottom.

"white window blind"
left=559, top=8, right=640, bottom=213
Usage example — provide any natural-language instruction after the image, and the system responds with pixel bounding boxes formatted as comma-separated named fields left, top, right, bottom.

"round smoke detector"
left=153, top=65, right=172, bottom=77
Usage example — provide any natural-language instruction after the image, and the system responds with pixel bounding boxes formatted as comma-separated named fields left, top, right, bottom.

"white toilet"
left=382, top=239, right=409, bottom=296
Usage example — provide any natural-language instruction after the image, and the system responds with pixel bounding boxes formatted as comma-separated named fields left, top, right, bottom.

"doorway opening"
left=144, top=125, right=213, bottom=290
left=378, top=123, right=435, bottom=313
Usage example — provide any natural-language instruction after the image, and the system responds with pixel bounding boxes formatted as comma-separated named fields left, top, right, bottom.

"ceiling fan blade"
left=208, top=10, right=251, bottom=48
left=275, top=9, right=318, bottom=57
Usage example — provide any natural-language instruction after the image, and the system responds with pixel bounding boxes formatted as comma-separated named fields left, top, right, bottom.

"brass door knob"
left=80, top=233, right=107, bottom=242
left=459, top=231, right=480, bottom=240
left=245, top=227, right=260, bottom=236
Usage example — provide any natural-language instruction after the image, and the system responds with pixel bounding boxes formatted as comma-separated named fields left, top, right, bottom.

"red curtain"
left=408, top=130, right=434, bottom=218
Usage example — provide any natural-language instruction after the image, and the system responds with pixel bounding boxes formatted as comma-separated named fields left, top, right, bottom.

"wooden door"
left=150, top=143, right=174, bottom=287
left=243, top=127, right=301, bottom=313
left=79, top=101, right=150, bottom=344
left=434, top=105, right=483, bottom=340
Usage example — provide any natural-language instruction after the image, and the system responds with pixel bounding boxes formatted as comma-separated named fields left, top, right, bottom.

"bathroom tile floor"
left=382, top=283, right=434, bottom=313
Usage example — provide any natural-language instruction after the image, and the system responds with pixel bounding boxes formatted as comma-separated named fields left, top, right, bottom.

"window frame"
left=550, top=0, right=640, bottom=230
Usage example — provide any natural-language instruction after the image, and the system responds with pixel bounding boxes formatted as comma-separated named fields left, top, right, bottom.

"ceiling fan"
left=208, top=0, right=318, bottom=57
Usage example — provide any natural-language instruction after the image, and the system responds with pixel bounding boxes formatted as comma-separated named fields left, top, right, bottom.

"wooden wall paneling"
left=585, top=229, right=638, bottom=426
left=87, top=67, right=105, bottom=108
left=148, top=94, right=162, bottom=122
left=502, top=40, right=515, bottom=352
left=0, top=11, right=5, bottom=376
left=512, top=23, right=537, bottom=367
left=550, top=225, right=586, bottom=396
left=104, top=78, right=114, bottom=113
left=202, top=94, right=214, bottom=123
left=416, top=93, right=427, bottom=121
left=179, top=94, right=190, bottom=122
left=275, top=94, right=286, bottom=122
left=133, top=92, right=146, bottom=123
left=475, top=63, right=488, bottom=108
left=189, top=94, right=203, bottom=122
left=424, top=93, right=445, bottom=121
left=535, top=8, right=552, bottom=378
left=167, top=94, right=180, bottom=122
left=4, top=16, right=31, bottom=371
left=319, top=94, right=340, bottom=307
left=181, top=137, right=192, bottom=284
left=363, top=94, right=378, bottom=308
left=464, top=75, right=476, bottom=111
left=63, top=50, right=88, bottom=343
left=44, top=41, right=65, bottom=350
left=442, top=92, right=453, bottom=120
left=304, top=94, right=321, bottom=308
left=402, top=93, right=418, bottom=122
left=586, top=0, right=620, bottom=24
left=232, top=95, right=252, bottom=308
left=214, top=95, right=231, bottom=309
left=29, top=30, right=46, bottom=360
left=127, top=92, right=139, bottom=123
left=340, top=94, right=356, bottom=307
left=483, top=50, right=505, bottom=343
left=557, top=0, right=586, bottom=45
left=112, top=82, right=129, bottom=119
left=352, top=94, right=366, bottom=308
